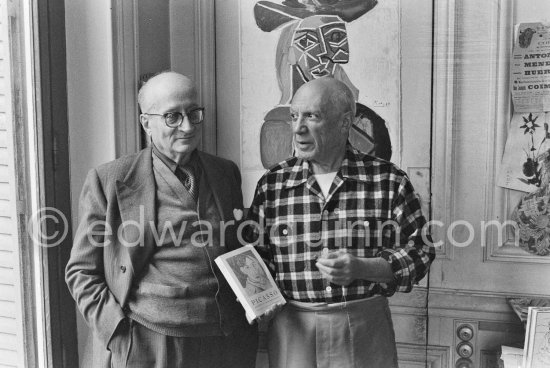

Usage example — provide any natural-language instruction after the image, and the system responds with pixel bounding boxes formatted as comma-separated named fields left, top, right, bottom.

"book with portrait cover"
left=523, top=306, right=550, bottom=368
left=215, top=245, right=286, bottom=323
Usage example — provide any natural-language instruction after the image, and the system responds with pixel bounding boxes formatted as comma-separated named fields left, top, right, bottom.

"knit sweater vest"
left=127, top=154, right=227, bottom=336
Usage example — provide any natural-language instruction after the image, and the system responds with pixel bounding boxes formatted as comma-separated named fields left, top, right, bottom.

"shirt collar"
left=283, top=143, right=369, bottom=189
left=151, top=143, right=199, bottom=173
left=283, top=157, right=310, bottom=189
left=339, top=143, right=369, bottom=182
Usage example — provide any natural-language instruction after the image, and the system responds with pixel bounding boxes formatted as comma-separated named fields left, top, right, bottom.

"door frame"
left=111, top=0, right=217, bottom=157
left=35, top=0, right=79, bottom=366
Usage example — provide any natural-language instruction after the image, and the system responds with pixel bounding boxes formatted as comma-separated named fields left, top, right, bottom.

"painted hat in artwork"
left=254, top=0, right=378, bottom=32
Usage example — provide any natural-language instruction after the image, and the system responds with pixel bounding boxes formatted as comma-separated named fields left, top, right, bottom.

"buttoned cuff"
left=378, top=248, right=413, bottom=293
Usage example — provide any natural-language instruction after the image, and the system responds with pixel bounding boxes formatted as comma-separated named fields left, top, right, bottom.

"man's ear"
left=140, top=114, right=151, bottom=135
left=341, top=111, right=354, bottom=131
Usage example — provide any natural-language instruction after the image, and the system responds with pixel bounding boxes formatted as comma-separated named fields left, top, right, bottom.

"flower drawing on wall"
left=519, top=113, right=546, bottom=187
left=497, top=112, right=550, bottom=192
left=253, top=0, right=392, bottom=168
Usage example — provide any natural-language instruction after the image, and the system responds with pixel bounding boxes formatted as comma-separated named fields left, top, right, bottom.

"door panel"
left=429, top=1, right=550, bottom=367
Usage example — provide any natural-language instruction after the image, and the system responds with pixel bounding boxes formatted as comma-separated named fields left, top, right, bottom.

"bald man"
left=246, top=77, right=435, bottom=368
left=66, top=72, right=257, bottom=368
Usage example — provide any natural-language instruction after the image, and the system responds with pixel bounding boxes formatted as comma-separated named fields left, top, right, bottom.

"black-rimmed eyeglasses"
left=142, top=107, right=205, bottom=128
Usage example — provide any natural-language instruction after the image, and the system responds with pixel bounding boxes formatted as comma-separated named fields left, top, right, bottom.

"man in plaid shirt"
left=245, top=77, right=435, bottom=368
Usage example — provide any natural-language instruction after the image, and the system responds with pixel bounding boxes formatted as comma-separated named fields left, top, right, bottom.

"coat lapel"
left=198, top=152, right=230, bottom=222
left=115, top=147, right=156, bottom=275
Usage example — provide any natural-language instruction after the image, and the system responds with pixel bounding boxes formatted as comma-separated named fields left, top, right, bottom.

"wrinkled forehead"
left=297, top=15, right=345, bottom=31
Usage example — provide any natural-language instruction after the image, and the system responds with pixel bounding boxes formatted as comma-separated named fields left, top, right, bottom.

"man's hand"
left=236, top=299, right=285, bottom=325
left=253, top=303, right=285, bottom=325
left=316, top=251, right=395, bottom=284
left=315, top=251, right=360, bottom=286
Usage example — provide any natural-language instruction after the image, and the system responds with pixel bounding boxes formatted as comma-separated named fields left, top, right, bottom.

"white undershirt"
left=314, top=172, right=338, bottom=198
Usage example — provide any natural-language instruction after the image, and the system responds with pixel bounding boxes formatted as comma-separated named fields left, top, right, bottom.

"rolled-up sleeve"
left=378, top=175, right=435, bottom=293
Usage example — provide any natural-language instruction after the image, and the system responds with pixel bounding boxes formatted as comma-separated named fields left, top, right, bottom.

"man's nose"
left=292, top=117, right=307, bottom=134
left=177, top=115, right=194, bottom=131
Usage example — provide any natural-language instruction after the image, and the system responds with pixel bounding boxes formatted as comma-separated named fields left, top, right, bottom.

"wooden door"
left=428, top=1, right=550, bottom=367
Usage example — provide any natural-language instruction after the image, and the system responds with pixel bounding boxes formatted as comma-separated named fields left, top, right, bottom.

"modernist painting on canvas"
left=239, top=0, right=402, bottom=199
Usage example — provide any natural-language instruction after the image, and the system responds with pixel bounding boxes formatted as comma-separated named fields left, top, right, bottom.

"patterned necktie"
left=176, top=166, right=198, bottom=202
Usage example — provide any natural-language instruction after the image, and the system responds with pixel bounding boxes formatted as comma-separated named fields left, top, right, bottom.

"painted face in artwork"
left=291, top=15, right=349, bottom=81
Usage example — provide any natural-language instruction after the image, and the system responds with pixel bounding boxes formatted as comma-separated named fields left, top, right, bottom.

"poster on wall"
left=523, top=307, right=550, bottom=368
left=239, top=0, right=402, bottom=203
left=511, top=22, right=550, bottom=113
left=497, top=112, right=550, bottom=192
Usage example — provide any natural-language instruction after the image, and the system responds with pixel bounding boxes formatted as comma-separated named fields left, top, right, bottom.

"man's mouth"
left=295, top=140, right=312, bottom=148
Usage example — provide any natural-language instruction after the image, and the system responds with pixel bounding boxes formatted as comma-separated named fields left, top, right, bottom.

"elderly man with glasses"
left=66, top=71, right=258, bottom=368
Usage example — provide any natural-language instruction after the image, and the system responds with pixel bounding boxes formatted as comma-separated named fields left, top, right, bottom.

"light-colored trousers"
left=267, top=296, right=399, bottom=368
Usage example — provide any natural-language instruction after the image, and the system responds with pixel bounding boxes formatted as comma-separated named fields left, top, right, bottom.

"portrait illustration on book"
left=227, top=250, right=271, bottom=296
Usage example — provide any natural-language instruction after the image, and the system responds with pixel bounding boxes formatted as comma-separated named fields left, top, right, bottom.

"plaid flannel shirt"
left=245, top=144, right=435, bottom=303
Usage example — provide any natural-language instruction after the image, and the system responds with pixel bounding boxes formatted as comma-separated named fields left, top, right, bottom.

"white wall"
left=65, top=0, right=116, bottom=364
left=515, top=0, right=550, bottom=22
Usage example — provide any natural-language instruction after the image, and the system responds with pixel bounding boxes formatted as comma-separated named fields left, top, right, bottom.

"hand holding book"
left=215, top=245, right=286, bottom=324
left=234, top=297, right=284, bottom=324
left=251, top=302, right=285, bottom=324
